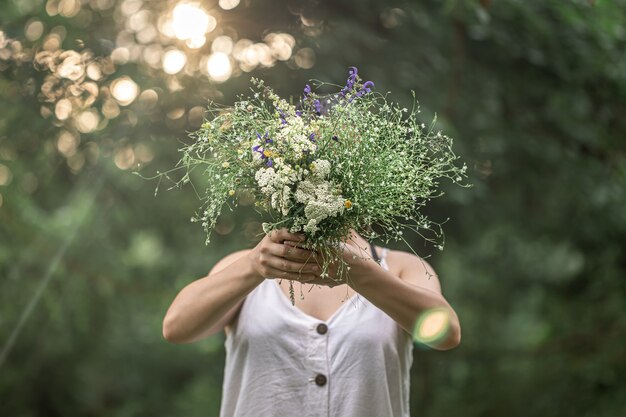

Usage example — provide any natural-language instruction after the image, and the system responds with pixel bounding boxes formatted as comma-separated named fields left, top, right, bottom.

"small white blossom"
left=310, top=159, right=331, bottom=179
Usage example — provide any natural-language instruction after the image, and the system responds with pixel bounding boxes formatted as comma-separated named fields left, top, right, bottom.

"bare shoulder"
left=385, top=248, right=442, bottom=294
left=208, top=248, right=253, bottom=276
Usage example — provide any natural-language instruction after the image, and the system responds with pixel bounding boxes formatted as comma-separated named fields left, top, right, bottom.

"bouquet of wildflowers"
left=144, top=66, right=469, bottom=299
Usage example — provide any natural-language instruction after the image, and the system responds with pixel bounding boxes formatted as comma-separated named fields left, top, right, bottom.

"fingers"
left=264, top=266, right=317, bottom=282
left=268, top=228, right=306, bottom=244
left=266, top=242, right=317, bottom=263
left=263, top=254, right=320, bottom=275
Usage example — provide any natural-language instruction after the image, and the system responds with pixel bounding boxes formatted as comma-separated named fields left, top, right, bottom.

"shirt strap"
left=369, top=243, right=380, bottom=264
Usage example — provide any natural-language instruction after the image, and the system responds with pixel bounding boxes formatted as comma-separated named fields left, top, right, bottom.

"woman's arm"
left=162, top=250, right=262, bottom=344
left=349, top=252, right=461, bottom=351
left=162, top=229, right=320, bottom=344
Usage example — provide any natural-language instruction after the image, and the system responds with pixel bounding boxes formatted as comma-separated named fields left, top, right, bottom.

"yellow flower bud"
left=344, top=200, right=352, bottom=209
left=228, top=190, right=235, bottom=196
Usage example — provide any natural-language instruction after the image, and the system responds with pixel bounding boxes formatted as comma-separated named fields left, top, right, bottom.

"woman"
left=162, top=227, right=461, bottom=417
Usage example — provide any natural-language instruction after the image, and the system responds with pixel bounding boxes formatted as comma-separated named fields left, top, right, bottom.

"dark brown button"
left=315, top=374, right=327, bottom=386
left=316, top=323, right=328, bottom=335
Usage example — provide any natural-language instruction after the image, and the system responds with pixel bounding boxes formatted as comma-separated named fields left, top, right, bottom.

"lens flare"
left=412, top=307, right=451, bottom=345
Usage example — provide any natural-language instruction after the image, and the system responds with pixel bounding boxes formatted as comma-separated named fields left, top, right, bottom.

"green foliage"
left=1, top=0, right=625, bottom=416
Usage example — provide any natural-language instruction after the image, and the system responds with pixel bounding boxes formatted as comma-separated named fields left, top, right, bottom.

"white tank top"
left=219, top=249, right=414, bottom=417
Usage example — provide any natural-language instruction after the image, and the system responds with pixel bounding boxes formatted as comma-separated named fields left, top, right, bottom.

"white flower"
left=280, top=184, right=292, bottom=216
left=293, top=178, right=345, bottom=235
left=303, top=218, right=319, bottom=234
left=310, top=159, right=331, bottom=179
left=255, top=167, right=278, bottom=195
left=294, top=180, right=316, bottom=204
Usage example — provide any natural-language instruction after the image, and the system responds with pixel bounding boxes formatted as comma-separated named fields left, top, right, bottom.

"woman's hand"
left=283, top=231, right=379, bottom=287
left=247, top=228, right=321, bottom=282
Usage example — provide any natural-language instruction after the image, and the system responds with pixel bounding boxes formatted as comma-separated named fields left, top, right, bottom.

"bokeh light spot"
left=138, top=89, right=159, bottom=109
left=86, top=62, right=103, bottom=80
left=0, top=164, right=12, bottom=186
left=114, top=145, right=136, bottom=170
left=219, top=0, right=240, bottom=10
left=111, top=47, right=130, bottom=64
left=412, top=307, right=451, bottom=345
left=67, top=152, right=86, bottom=173
left=211, top=35, right=233, bottom=54
left=162, top=49, right=187, bottom=74
left=185, top=35, right=206, bottom=49
left=25, top=19, right=44, bottom=41
left=102, top=99, right=121, bottom=119
left=75, top=109, right=100, bottom=133
left=56, top=51, right=84, bottom=80
left=121, top=0, right=143, bottom=16
left=134, top=143, right=154, bottom=163
left=57, top=130, right=80, bottom=157
left=172, top=3, right=214, bottom=41
left=265, top=32, right=294, bottom=61
left=215, top=214, right=235, bottom=235
left=206, top=52, right=232, bottom=82
left=295, top=47, right=315, bottom=69
left=58, top=0, right=81, bottom=18
left=55, top=98, right=73, bottom=120
left=111, top=76, right=139, bottom=106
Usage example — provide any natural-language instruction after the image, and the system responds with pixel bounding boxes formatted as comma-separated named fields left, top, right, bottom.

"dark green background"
left=1, top=0, right=625, bottom=416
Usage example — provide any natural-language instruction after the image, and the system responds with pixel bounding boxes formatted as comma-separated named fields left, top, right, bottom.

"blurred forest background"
left=1, top=0, right=625, bottom=416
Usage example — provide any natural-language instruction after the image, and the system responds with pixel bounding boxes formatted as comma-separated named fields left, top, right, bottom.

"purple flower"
left=296, top=110, right=302, bottom=117
left=256, top=131, right=272, bottom=143
left=339, top=66, right=359, bottom=98
left=348, top=82, right=374, bottom=102
left=252, top=144, right=265, bottom=159
left=304, top=84, right=311, bottom=95
left=313, top=99, right=321, bottom=113
left=332, top=135, right=339, bottom=141
left=309, top=132, right=316, bottom=143
left=266, top=159, right=273, bottom=167
left=362, top=80, right=374, bottom=93
left=253, top=132, right=273, bottom=160
left=277, top=109, right=288, bottom=125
